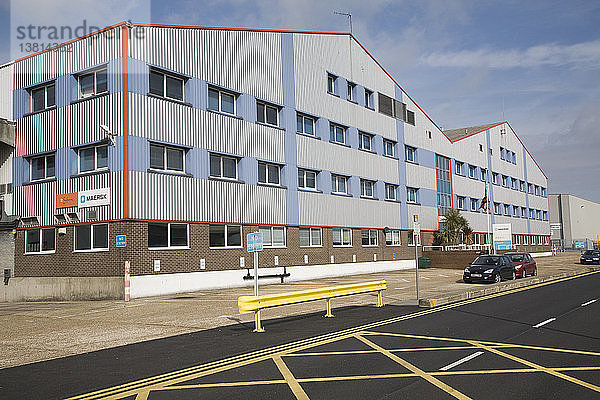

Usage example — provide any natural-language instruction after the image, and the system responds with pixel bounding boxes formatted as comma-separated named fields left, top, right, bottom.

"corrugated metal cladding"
left=292, top=33, right=397, bottom=139
left=296, top=135, right=398, bottom=183
left=13, top=171, right=122, bottom=225
left=129, top=27, right=283, bottom=104
left=0, top=144, right=12, bottom=184
left=299, top=191, right=401, bottom=228
left=15, top=93, right=123, bottom=157
left=14, top=27, right=121, bottom=89
left=129, top=93, right=285, bottom=162
left=130, top=171, right=285, bottom=224
left=0, top=63, right=14, bottom=120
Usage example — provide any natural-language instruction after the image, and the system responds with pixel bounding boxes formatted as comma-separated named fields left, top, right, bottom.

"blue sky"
left=2, top=0, right=600, bottom=201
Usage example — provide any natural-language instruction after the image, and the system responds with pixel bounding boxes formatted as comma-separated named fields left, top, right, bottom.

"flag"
left=479, top=184, right=488, bottom=212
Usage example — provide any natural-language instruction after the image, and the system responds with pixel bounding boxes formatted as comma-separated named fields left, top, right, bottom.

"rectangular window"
left=209, top=154, right=238, bottom=180
left=386, top=230, right=401, bottom=246
left=327, top=74, right=336, bottom=94
left=360, top=179, right=375, bottom=198
left=331, top=174, right=348, bottom=195
left=378, top=93, right=394, bottom=117
left=79, top=144, right=108, bottom=173
left=469, top=165, right=476, bottom=178
left=535, top=185, right=540, bottom=196
left=407, top=187, right=419, bottom=203
left=361, top=229, right=378, bottom=246
left=298, top=169, right=317, bottom=190
left=25, top=228, right=55, bottom=254
left=471, top=198, right=478, bottom=211
left=149, top=69, right=184, bottom=101
left=504, top=204, right=511, bottom=215
left=511, top=178, right=517, bottom=190
left=405, top=146, right=417, bottom=163
left=259, top=226, right=286, bottom=248
left=383, top=140, right=395, bottom=157
left=405, top=110, right=415, bottom=125
left=208, top=224, right=242, bottom=248
left=148, top=223, right=188, bottom=248
left=347, top=82, right=355, bottom=101
left=457, top=196, right=465, bottom=210
left=333, top=228, right=352, bottom=247
left=481, top=168, right=487, bottom=181
left=258, top=162, right=281, bottom=186
left=436, top=155, right=452, bottom=219
left=358, top=132, right=372, bottom=151
left=256, top=101, right=279, bottom=126
left=520, top=180, right=525, bottom=192
left=364, top=89, right=373, bottom=108
left=522, top=207, right=527, bottom=218
left=208, top=87, right=236, bottom=115
left=494, top=203, right=500, bottom=215
left=500, top=147, right=505, bottom=160
left=492, top=173, right=498, bottom=185
left=385, top=184, right=397, bottom=201
left=502, top=175, right=508, bottom=187
left=329, top=123, right=346, bottom=144
left=408, top=230, right=415, bottom=246
left=149, top=143, right=184, bottom=173
left=78, top=68, right=108, bottom=99
left=30, top=82, right=56, bottom=112
left=299, top=227, right=322, bottom=247
left=455, top=161, right=463, bottom=175
left=296, top=113, right=315, bottom=136
left=75, top=223, right=109, bottom=251
left=513, top=206, right=519, bottom=217
left=30, top=153, right=55, bottom=181
left=528, top=183, right=533, bottom=194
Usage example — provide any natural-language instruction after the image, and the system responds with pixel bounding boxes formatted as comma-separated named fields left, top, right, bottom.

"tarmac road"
left=1, top=270, right=599, bottom=399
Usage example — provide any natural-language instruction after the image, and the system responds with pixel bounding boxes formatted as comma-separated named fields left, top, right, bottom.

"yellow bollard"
left=377, top=290, right=384, bottom=307
left=324, top=298, right=334, bottom=317
left=253, top=310, right=265, bottom=333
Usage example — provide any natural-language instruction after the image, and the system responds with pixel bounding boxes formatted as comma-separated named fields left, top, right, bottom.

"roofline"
left=9, top=21, right=547, bottom=179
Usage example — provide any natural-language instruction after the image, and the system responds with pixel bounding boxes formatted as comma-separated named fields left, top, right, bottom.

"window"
left=148, top=223, right=188, bottom=248
left=256, top=101, right=279, bottom=126
left=407, top=187, right=419, bottom=203
left=544, top=236, right=549, bottom=245
left=378, top=93, right=394, bottom=117
left=364, top=89, right=373, bottom=108
left=298, top=169, right=317, bottom=190
left=209, top=224, right=242, bottom=248
left=511, top=178, right=518, bottom=190
left=30, top=153, right=55, bottom=181
left=481, top=168, right=487, bottom=181
left=149, top=69, right=184, bottom=101
left=455, top=161, right=463, bottom=175
left=258, top=162, right=281, bottom=185
left=520, top=180, right=525, bottom=192
left=492, top=173, right=498, bottom=185
left=427, top=130, right=432, bottom=139
left=75, top=224, right=108, bottom=251
left=535, top=185, right=540, bottom=196
left=436, top=155, right=452, bottom=219
left=513, top=206, right=520, bottom=217
left=528, top=183, right=534, bottom=194
left=385, top=230, right=401, bottom=246
left=471, top=198, right=478, bottom=211
left=360, top=179, right=375, bottom=198
left=529, top=209, right=535, bottom=219
left=347, top=82, right=355, bottom=101
left=331, top=174, right=348, bottom=194
left=209, top=154, right=237, bottom=180
left=521, top=207, right=527, bottom=218
left=502, top=175, right=508, bottom=187
left=30, top=82, right=56, bottom=112
left=329, top=123, right=346, bottom=144
left=296, top=113, right=315, bottom=136
left=333, top=228, right=352, bottom=247
left=543, top=211, right=548, bottom=221
left=500, top=147, right=505, bottom=160
left=469, top=165, right=476, bottom=178
left=358, top=132, right=373, bottom=151
left=208, top=87, right=236, bottom=115
left=537, top=210, right=542, bottom=220
left=259, top=226, right=286, bottom=248
left=405, top=146, right=417, bottom=163
left=383, top=140, right=395, bottom=157
left=300, top=227, right=322, bottom=247
left=457, top=196, right=465, bottom=210
left=408, top=230, right=414, bottom=246
left=361, top=229, right=378, bottom=246
left=479, top=144, right=483, bottom=152
left=504, top=204, right=511, bottom=215
left=25, top=228, right=55, bottom=254
left=541, top=188, right=547, bottom=197
left=327, top=74, right=337, bottom=94
left=385, top=184, right=397, bottom=201
left=78, top=68, right=107, bottom=99
left=149, top=143, right=184, bottom=173
left=79, top=144, right=108, bottom=173
left=405, top=110, right=415, bottom=125
left=494, top=203, right=500, bottom=215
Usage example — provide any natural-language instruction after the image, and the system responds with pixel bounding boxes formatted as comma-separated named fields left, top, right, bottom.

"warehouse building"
left=0, top=22, right=550, bottom=298
left=549, top=194, right=600, bottom=250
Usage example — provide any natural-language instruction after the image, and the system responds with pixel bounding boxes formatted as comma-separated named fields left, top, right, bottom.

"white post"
left=253, top=245, right=259, bottom=297
left=486, top=182, right=492, bottom=254
left=414, top=233, right=419, bottom=302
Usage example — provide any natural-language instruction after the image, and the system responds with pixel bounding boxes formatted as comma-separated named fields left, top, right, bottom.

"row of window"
left=500, top=147, right=517, bottom=164
left=0, top=183, right=13, bottom=195
left=27, top=144, right=109, bottom=182
left=25, top=224, right=109, bottom=254
left=514, top=234, right=550, bottom=246
left=457, top=195, right=549, bottom=220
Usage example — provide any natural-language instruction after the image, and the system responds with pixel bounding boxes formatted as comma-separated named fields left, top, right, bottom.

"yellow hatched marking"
left=273, top=356, right=310, bottom=400
left=286, top=345, right=486, bottom=357
left=354, top=334, right=472, bottom=400
left=159, top=379, right=287, bottom=390
left=134, top=391, right=149, bottom=400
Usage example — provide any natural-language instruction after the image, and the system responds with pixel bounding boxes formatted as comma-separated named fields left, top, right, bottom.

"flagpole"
left=486, top=181, right=491, bottom=254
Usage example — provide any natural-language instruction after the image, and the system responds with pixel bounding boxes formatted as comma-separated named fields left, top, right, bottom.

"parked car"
left=463, top=254, right=515, bottom=283
left=580, top=250, right=600, bottom=265
left=505, top=252, right=537, bottom=278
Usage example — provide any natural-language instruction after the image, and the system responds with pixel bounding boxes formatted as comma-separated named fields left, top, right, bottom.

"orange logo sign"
left=56, top=192, right=78, bottom=209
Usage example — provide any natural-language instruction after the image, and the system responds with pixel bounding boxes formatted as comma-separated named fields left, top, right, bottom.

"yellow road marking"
left=354, top=334, right=472, bottom=400
left=134, top=391, right=149, bottom=400
left=469, top=341, right=600, bottom=393
left=273, top=356, right=310, bottom=400
left=159, top=379, right=287, bottom=390
left=285, top=345, right=485, bottom=357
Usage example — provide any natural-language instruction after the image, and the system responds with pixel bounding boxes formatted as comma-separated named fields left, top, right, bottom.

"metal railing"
left=238, top=280, right=387, bottom=332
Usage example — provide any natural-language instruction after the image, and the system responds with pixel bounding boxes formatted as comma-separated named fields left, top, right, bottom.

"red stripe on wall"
left=121, top=25, right=129, bottom=219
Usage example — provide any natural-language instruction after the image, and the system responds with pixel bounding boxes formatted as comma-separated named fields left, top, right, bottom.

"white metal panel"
left=453, top=175, right=485, bottom=199
left=530, top=219, right=550, bottom=235
left=407, top=204, right=438, bottom=231
left=525, top=150, right=547, bottom=186
left=0, top=63, right=14, bottom=120
left=405, top=162, right=436, bottom=190
left=528, top=195, right=549, bottom=210
left=298, top=191, right=401, bottom=228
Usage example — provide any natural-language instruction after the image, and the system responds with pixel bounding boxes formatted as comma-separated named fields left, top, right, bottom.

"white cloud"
left=420, top=40, right=600, bottom=69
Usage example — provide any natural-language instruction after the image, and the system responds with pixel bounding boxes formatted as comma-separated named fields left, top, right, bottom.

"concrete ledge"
left=419, top=265, right=600, bottom=308
left=0, top=277, right=124, bottom=302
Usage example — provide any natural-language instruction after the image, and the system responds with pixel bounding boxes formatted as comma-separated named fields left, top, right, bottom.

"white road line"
left=533, top=318, right=556, bottom=328
left=400, top=279, right=409, bottom=282
left=439, top=274, right=449, bottom=277
left=581, top=299, right=597, bottom=307
left=395, top=286, right=410, bottom=290
left=439, top=351, right=484, bottom=371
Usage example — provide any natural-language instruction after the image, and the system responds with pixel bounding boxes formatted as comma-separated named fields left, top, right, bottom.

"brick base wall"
left=423, top=246, right=552, bottom=270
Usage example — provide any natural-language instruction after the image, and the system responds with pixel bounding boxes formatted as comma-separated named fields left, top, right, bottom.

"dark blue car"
left=463, top=255, right=515, bottom=283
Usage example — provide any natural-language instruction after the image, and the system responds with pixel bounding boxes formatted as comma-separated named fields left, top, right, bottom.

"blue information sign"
left=574, top=241, right=585, bottom=249
left=116, top=235, right=127, bottom=248
left=247, top=232, right=263, bottom=252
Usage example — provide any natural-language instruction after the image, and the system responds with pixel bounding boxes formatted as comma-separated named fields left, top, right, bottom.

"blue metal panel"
left=127, top=136, right=147, bottom=173
left=13, top=88, right=29, bottom=120
left=485, top=129, right=495, bottom=226
left=238, top=93, right=255, bottom=123
left=12, top=156, right=25, bottom=187
left=397, top=87, right=408, bottom=228
left=348, top=176, right=359, bottom=198
left=281, top=33, right=298, bottom=225
left=55, top=147, right=70, bottom=180
left=320, top=170, right=332, bottom=194
left=196, top=148, right=210, bottom=179
left=355, top=85, right=366, bottom=107
left=418, top=148, right=436, bottom=169
left=185, top=77, right=203, bottom=109
left=372, top=135, right=382, bottom=155
left=315, top=117, right=329, bottom=141
left=126, top=58, right=146, bottom=96
left=337, top=77, right=347, bottom=100
left=55, top=74, right=72, bottom=108
left=375, top=180, right=385, bottom=201
left=419, top=188, right=438, bottom=208
left=346, top=126, right=358, bottom=149
left=522, top=144, right=531, bottom=234
left=239, top=156, right=257, bottom=184
left=108, top=58, right=123, bottom=94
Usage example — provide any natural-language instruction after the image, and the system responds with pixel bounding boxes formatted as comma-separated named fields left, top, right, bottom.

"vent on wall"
left=54, top=214, right=67, bottom=224
left=21, top=216, right=39, bottom=226
left=67, top=212, right=80, bottom=223
left=87, top=209, right=98, bottom=220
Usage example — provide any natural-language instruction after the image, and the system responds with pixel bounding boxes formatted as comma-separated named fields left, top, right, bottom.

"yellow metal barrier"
left=238, top=280, right=387, bottom=332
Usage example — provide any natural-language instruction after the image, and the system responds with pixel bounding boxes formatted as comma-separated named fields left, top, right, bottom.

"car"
left=505, top=252, right=537, bottom=278
left=580, top=250, right=600, bottom=265
left=463, top=254, right=515, bottom=284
